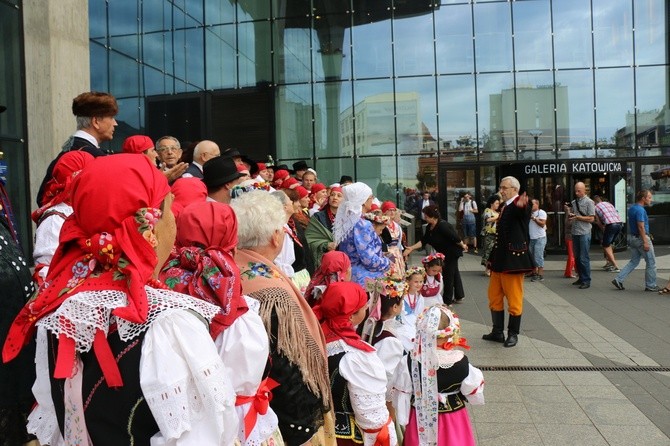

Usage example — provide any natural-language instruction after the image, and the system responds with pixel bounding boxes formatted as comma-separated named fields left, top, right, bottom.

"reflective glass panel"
left=514, top=71, right=556, bottom=159
left=476, top=72, right=515, bottom=154
left=89, top=0, right=107, bottom=40
left=473, top=2, right=512, bottom=73
left=275, top=20, right=312, bottom=84
left=395, top=77, right=436, bottom=155
left=634, top=66, right=668, bottom=153
left=239, top=21, right=272, bottom=87
left=185, top=0, right=204, bottom=23
left=552, top=0, right=592, bottom=69
left=595, top=68, right=633, bottom=150
left=312, top=14, right=352, bottom=82
left=437, top=74, right=477, bottom=162
left=143, top=32, right=170, bottom=74
left=398, top=154, right=437, bottom=210
left=110, top=35, right=139, bottom=60
left=276, top=84, right=313, bottom=161
left=314, top=157, right=354, bottom=188
left=142, top=0, right=171, bottom=33
left=352, top=79, right=395, bottom=156
left=313, top=81, right=353, bottom=158
left=434, top=4, right=474, bottom=75
left=352, top=16, right=392, bottom=79
left=393, top=11, right=435, bottom=77
left=634, top=0, right=668, bottom=65
left=593, top=0, right=633, bottom=68
left=109, top=52, right=139, bottom=98
left=143, top=66, right=167, bottom=96
left=184, top=28, right=205, bottom=89
left=108, top=2, right=138, bottom=36
left=357, top=156, right=397, bottom=198
left=205, top=25, right=237, bottom=89
left=173, top=29, right=187, bottom=81
left=512, top=0, right=551, bottom=71
left=90, top=42, right=109, bottom=93
left=237, top=1, right=270, bottom=21
left=554, top=69, right=595, bottom=154
left=204, top=0, right=235, bottom=25
left=115, top=97, right=141, bottom=138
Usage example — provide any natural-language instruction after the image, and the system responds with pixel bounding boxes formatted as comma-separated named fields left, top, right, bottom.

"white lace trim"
left=143, top=358, right=235, bottom=440
left=436, top=349, right=464, bottom=369
left=326, top=339, right=365, bottom=356
left=37, top=286, right=221, bottom=353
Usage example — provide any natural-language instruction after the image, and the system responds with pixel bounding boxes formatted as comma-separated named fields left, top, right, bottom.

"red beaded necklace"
left=147, top=278, right=168, bottom=290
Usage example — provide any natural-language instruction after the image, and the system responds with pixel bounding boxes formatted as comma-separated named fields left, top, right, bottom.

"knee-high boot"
left=482, top=310, right=505, bottom=343
left=504, top=314, right=521, bottom=347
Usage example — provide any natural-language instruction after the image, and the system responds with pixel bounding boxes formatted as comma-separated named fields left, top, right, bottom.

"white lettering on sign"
left=524, top=164, right=568, bottom=174
left=571, top=162, right=622, bottom=173
left=523, top=162, right=623, bottom=175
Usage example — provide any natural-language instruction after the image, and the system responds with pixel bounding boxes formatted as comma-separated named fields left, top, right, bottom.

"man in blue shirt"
left=612, top=189, right=659, bottom=291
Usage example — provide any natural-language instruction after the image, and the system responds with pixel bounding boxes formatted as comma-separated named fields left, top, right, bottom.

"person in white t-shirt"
left=529, top=198, right=547, bottom=281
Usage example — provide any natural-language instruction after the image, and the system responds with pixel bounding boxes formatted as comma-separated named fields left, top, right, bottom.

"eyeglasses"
left=157, top=146, right=181, bottom=153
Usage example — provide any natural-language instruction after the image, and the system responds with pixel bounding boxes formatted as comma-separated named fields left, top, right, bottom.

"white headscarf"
left=333, top=182, right=372, bottom=245
left=411, top=305, right=467, bottom=446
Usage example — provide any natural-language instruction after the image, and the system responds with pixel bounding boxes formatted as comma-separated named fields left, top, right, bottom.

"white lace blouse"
left=28, top=287, right=239, bottom=445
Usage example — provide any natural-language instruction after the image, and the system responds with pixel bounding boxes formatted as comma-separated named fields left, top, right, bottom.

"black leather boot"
left=504, top=314, right=522, bottom=347
left=482, top=310, right=505, bottom=343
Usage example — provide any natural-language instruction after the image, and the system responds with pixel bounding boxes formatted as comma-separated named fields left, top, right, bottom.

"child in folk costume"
left=394, top=267, right=426, bottom=352
left=315, top=282, right=397, bottom=446
left=393, top=305, right=485, bottom=446
left=421, top=253, right=445, bottom=308
left=304, top=250, right=352, bottom=306
left=381, top=201, right=406, bottom=275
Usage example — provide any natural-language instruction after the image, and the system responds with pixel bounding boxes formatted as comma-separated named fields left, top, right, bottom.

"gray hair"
left=501, top=176, right=520, bottom=190
left=270, top=190, right=290, bottom=206
left=231, top=190, right=286, bottom=249
left=76, top=116, right=92, bottom=130
left=155, top=135, right=180, bottom=149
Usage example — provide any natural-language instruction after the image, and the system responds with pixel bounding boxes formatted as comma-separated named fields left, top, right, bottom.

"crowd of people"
left=3, top=90, right=667, bottom=445
left=0, top=91, right=492, bottom=445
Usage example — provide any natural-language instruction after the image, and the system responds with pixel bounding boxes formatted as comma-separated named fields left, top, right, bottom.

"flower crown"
left=231, top=181, right=271, bottom=197
left=421, top=252, right=445, bottom=265
left=366, top=274, right=407, bottom=298
left=405, top=266, right=426, bottom=281
left=363, top=212, right=390, bottom=225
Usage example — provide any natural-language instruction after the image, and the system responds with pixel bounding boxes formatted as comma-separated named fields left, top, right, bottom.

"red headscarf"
left=160, top=201, right=248, bottom=339
left=313, top=282, right=373, bottom=352
left=171, top=177, right=208, bottom=219
left=32, top=151, right=95, bottom=222
left=304, top=251, right=351, bottom=305
left=3, top=155, right=171, bottom=369
left=122, top=135, right=154, bottom=154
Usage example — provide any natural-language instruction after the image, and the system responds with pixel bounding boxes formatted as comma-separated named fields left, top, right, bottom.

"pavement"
left=408, top=244, right=670, bottom=446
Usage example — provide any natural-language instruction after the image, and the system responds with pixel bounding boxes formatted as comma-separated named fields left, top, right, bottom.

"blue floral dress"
left=338, top=218, right=391, bottom=287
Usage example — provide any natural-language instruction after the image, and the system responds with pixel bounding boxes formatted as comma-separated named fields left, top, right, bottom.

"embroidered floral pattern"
left=241, top=262, right=282, bottom=280
left=135, top=207, right=162, bottom=248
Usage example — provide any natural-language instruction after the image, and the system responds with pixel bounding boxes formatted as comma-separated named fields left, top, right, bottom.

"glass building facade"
left=89, top=0, right=669, bottom=245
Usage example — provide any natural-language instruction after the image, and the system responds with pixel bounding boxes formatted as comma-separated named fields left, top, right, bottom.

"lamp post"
left=529, top=129, right=542, bottom=159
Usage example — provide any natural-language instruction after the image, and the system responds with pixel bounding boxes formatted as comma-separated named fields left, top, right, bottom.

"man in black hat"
left=203, top=156, right=245, bottom=204
left=292, top=160, right=309, bottom=181
left=37, top=92, right=118, bottom=205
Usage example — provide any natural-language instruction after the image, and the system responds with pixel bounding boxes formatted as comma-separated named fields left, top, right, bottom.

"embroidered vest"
left=328, top=352, right=363, bottom=444
left=410, top=355, right=471, bottom=414
left=421, top=274, right=442, bottom=298
left=48, top=329, right=159, bottom=446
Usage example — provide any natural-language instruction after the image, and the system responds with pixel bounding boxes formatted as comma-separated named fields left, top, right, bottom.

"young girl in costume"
left=393, top=305, right=485, bottom=446
left=394, top=267, right=426, bottom=352
left=315, top=281, right=397, bottom=446
left=421, top=253, right=445, bottom=307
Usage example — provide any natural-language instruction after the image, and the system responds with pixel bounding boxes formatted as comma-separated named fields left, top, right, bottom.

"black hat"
left=339, top=175, right=353, bottom=184
left=203, top=156, right=244, bottom=189
left=242, top=156, right=259, bottom=177
left=292, top=160, right=309, bottom=172
left=0, top=105, right=6, bottom=114
left=274, top=164, right=290, bottom=172
left=221, top=147, right=241, bottom=159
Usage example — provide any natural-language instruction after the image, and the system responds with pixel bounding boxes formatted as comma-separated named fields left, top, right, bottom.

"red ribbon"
left=53, top=330, right=123, bottom=388
left=361, top=416, right=392, bottom=446
left=235, top=377, right=280, bottom=439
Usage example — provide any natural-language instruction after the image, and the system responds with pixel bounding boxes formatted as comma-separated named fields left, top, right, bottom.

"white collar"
left=505, top=195, right=518, bottom=206
left=73, top=130, right=100, bottom=148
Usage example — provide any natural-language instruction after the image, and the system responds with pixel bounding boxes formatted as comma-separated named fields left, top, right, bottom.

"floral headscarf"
left=3, top=155, right=171, bottom=381
left=304, top=250, right=351, bottom=305
left=160, top=201, right=247, bottom=339
left=312, top=281, right=372, bottom=352
left=333, top=182, right=372, bottom=245
left=411, top=305, right=470, bottom=446
left=31, top=151, right=94, bottom=223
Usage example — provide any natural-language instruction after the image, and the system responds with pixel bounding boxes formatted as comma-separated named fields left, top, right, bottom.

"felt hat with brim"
left=203, top=156, right=244, bottom=189
left=293, top=160, right=309, bottom=172
left=122, top=135, right=154, bottom=154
